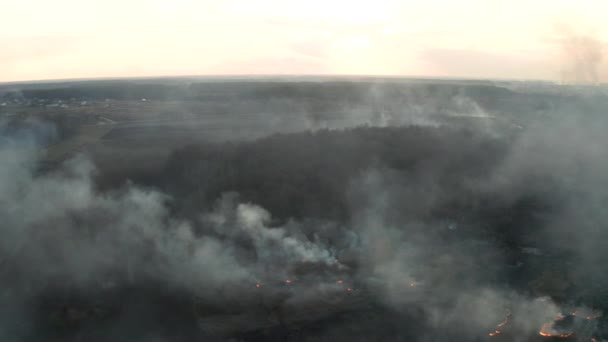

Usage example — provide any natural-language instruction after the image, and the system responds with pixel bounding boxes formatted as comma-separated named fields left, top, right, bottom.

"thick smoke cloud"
left=0, top=126, right=354, bottom=340
left=343, top=168, right=569, bottom=341
left=0, top=145, right=348, bottom=292
left=347, top=90, right=608, bottom=340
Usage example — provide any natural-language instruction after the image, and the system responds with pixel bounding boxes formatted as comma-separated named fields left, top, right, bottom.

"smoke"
left=204, top=196, right=343, bottom=273
left=0, top=120, right=356, bottom=340
left=485, top=97, right=608, bottom=311
left=341, top=168, right=567, bottom=340
left=2, top=85, right=608, bottom=341
left=236, top=83, right=504, bottom=136
left=557, top=28, right=606, bottom=84
left=0, top=149, right=239, bottom=294
left=0, top=149, right=346, bottom=294
left=334, top=92, right=608, bottom=339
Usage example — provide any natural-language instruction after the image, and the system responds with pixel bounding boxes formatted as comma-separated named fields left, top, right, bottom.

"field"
left=1, top=77, right=608, bottom=341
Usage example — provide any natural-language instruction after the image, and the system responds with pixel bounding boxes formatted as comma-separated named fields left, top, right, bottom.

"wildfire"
left=488, top=330, right=502, bottom=337
left=285, top=279, right=292, bottom=284
left=337, top=280, right=344, bottom=284
left=538, top=316, right=574, bottom=339
left=255, top=283, right=263, bottom=288
left=488, top=309, right=511, bottom=337
left=487, top=306, right=602, bottom=340
left=496, top=312, right=510, bottom=328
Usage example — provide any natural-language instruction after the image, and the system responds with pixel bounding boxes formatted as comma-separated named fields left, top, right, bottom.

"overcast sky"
left=1, top=0, right=606, bottom=82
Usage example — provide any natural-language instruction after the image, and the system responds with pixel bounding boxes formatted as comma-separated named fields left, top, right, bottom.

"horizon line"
left=0, top=74, right=558, bottom=86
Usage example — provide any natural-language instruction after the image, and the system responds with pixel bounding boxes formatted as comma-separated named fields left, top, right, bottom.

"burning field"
left=486, top=306, right=603, bottom=341
left=1, top=80, right=608, bottom=341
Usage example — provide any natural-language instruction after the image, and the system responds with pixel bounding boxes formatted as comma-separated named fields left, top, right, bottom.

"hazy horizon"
left=3, top=0, right=607, bottom=83
left=0, top=74, right=562, bottom=86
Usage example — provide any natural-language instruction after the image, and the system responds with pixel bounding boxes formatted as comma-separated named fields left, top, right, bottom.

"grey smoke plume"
left=344, top=168, right=567, bottom=340
left=336, top=93, right=608, bottom=339
left=0, top=120, right=350, bottom=304
left=2, top=88, right=608, bottom=341
left=558, top=30, right=605, bottom=84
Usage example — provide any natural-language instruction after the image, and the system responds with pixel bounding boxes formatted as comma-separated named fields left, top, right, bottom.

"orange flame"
left=538, top=320, right=573, bottom=338
left=488, top=330, right=502, bottom=337
left=488, top=309, right=510, bottom=337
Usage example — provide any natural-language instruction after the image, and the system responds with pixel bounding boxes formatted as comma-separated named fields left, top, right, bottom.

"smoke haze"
left=1, top=79, right=608, bottom=341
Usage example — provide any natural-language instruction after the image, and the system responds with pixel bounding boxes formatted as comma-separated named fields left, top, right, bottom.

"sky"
left=1, top=0, right=607, bottom=82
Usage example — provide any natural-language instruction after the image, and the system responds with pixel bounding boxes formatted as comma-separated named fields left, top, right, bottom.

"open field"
left=43, top=123, right=115, bottom=163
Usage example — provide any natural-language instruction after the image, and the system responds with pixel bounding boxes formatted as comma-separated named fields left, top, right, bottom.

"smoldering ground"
left=2, top=88, right=608, bottom=341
